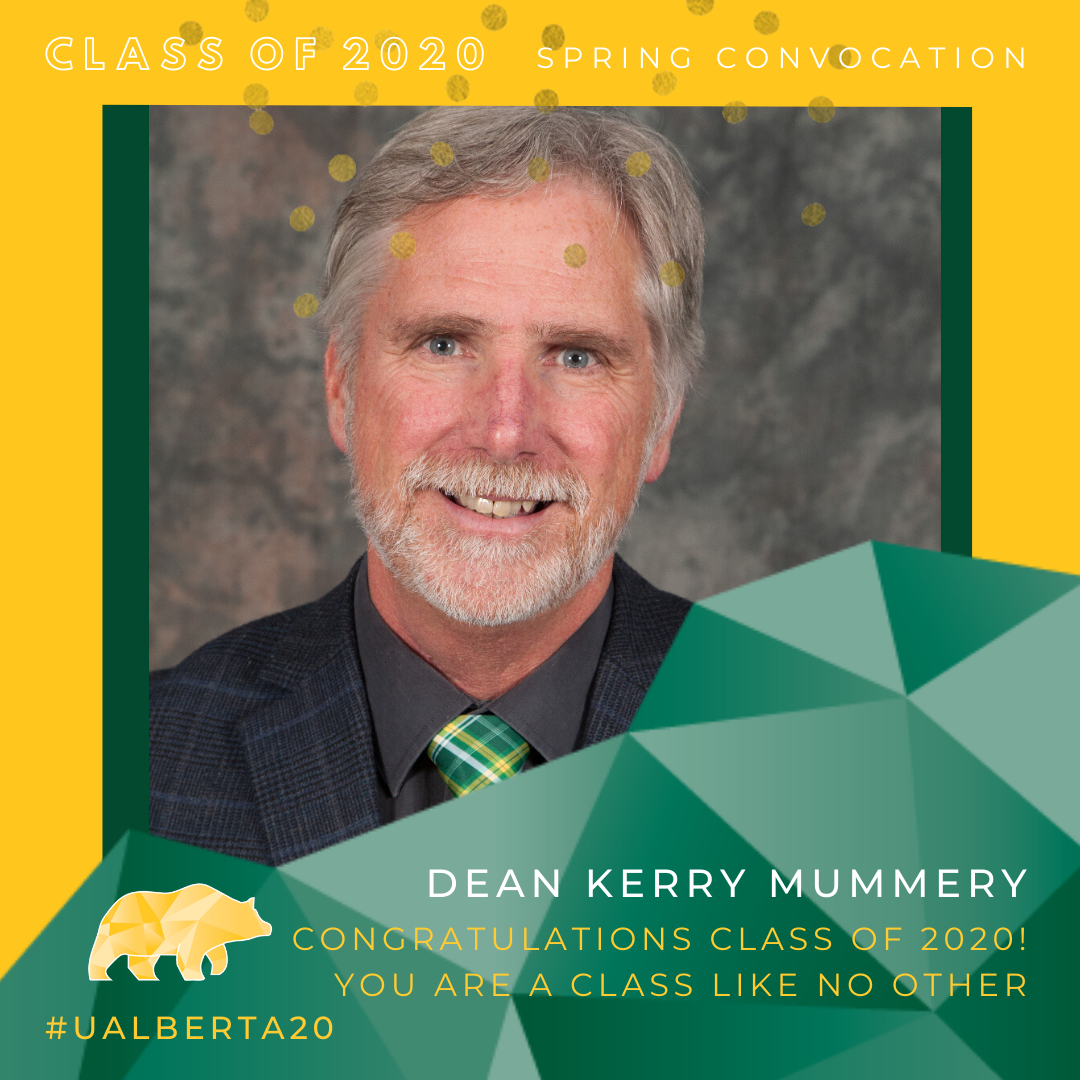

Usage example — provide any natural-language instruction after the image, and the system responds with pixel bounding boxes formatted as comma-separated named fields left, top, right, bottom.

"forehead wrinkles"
left=401, top=180, right=641, bottom=268
left=377, top=197, right=649, bottom=343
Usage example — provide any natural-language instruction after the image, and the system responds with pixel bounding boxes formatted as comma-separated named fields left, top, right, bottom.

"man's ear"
left=642, top=402, right=683, bottom=484
left=324, top=341, right=349, bottom=454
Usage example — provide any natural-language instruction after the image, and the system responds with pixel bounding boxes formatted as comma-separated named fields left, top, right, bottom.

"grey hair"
left=322, top=106, right=705, bottom=432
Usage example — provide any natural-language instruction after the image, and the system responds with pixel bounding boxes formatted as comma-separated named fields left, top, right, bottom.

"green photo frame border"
left=110, top=104, right=970, bottom=852
left=104, top=104, right=151, bottom=851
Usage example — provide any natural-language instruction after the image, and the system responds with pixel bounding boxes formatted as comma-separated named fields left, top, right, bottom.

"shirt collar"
left=353, top=557, right=613, bottom=797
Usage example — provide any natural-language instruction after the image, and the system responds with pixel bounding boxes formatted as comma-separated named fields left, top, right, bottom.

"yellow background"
left=2, top=0, right=1076, bottom=977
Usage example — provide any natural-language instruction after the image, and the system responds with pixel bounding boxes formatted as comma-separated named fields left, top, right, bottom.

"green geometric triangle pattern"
left=911, top=587, right=1080, bottom=843
left=871, top=543, right=1076, bottom=693
left=2, top=544, right=1076, bottom=1080
left=487, top=1001, right=543, bottom=1080
left=703, top=543, right=906, bottom=694
left=2, top=834, right=129, bottom=1079
left=633, top=700, right=929, bottom=977
left=280, top=738, right=622, bottom=985
left=634, top=604, right=899, bottom=733
left=776, top=1012, right=1001, bottom=1079
left=936, top=865, right=1080, bottom=1077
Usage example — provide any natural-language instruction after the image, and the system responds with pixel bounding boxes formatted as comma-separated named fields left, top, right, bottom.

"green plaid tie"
left=427, top=713, right=530, bottom=797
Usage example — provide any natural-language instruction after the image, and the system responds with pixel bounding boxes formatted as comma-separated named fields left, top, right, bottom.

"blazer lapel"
left=231, top=554, right=688, bottom=861
left=237, top=561, right=383, bottom=865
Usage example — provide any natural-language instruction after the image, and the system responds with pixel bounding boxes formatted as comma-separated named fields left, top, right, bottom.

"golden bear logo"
left=88, top=883, right=272, bottom=981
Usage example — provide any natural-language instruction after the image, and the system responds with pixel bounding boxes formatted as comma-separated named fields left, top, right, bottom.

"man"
left=150, top=106, right=704, bottom=866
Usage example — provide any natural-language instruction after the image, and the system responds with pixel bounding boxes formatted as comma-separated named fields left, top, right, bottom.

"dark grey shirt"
left=353, top=558, right=614, bottom=823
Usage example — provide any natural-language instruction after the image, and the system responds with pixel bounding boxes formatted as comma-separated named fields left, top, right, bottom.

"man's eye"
left=425, top=336, right=459, bottom=357
left=558, top=348, right=595, bottom=369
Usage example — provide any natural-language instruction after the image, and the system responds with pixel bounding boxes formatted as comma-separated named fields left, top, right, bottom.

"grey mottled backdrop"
left=150, top=105, right=940, bottom=670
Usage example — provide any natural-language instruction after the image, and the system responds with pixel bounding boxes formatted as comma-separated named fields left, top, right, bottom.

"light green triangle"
left=280, top=738, right=621, bottom=982
left=778, top=1013, right=1001, bottom=1079
left=633, top=701, right=929, bottom=984
left=700, top=543, right=905, bottom=693
left=911, top=587, right=1080, bottom=844
left=0, top=834, right=129, bottom=1078
left=488, top=1001, right=542, bottom=1080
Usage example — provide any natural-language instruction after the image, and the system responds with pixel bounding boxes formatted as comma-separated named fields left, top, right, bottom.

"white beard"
left=351, top=452, right=637, bottom=626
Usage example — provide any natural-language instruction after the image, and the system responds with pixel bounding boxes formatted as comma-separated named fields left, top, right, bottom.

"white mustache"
left=397, top=453, right=591, bottom=514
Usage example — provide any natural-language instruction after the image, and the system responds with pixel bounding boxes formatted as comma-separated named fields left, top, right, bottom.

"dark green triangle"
left=633, top=605, right=898, bottom=732
left=517, top=738, right=924, bottom=1079
left=771, top=1014, right=1001, bottom=1078
left=517, top=737, right=925, bottom=1013
left=937, top=866, right=1080, bottom=1079
left=905, top=702, right=1080, bottom=935
left=871, top=543, right=1077, bottom=693
left=1, top=834, right=129, bottom=1079
left=519, top=997, right=923, bottom=1080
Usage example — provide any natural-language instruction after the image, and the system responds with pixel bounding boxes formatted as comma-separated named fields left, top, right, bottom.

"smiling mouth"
left=442, top=491, right=550, bottom=519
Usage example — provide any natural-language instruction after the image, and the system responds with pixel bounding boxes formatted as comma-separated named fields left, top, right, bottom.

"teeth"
left=449, top=492, right=543, bottom=518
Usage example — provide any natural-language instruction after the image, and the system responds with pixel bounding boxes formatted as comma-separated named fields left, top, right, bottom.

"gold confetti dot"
left=446, top=75, right=470, bottom=102
left=527, top=156, right=551, bottom=182
left=563, top=244, right=587, bottom=269
left=802, top=203, right=826, bottom=227
left=828, top=45, right=856, bottom=69
left=659, top=261, right=686, bottom=287
left=373, top=30, right=393, bottom=49
left=329, top=154, right=357, bottom=182
left=294, top=293, right=319, bottom=318
left=534, top=88, right=559, bottom=113
left=179, top=21, right=203, bottom=46
left=354, top=82, right=378, bottom=106
left=481, top=4, right=507, bottom=30
left=312, top=27, right=334, bottom=50
left=808, top=96, right=835, bottom=123
left=686, top=0, right=714, bottom=13
left=625, top=152, right=652, bottom=177
left=430, top=141, right=454, bottom=166
left=542, top=25, right=565, bottom=50
left=290, top=206, right=315, bottom=231
left=652, top=71, right=677, bottom=96
left=245, top=0, right=269, bottom=22
left=723, top=101, right=748, bottom=124
left=390, top=232, right=417, bottom=259
left=249, top=110, right=274, bottom=135
left=243, top=83, right=269, bottom=110
left=753, top=11, right=779, bottom=34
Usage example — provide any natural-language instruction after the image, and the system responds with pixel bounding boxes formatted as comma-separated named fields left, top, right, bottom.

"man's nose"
left=466, top=353, right=541, bottom=462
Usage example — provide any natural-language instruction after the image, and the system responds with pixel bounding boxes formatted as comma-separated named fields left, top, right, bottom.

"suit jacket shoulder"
left=580, top=554, right=692, bottom=746
left=150, top=555, right=690, bottom=865
left=150, top=560, right=381, bottom=866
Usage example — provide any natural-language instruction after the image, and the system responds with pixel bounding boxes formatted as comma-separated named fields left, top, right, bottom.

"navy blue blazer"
left=149, top=555, right=690, bottom=866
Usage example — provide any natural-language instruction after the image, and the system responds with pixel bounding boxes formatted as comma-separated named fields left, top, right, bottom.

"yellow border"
left=2, top=0, right=1076, bottom=977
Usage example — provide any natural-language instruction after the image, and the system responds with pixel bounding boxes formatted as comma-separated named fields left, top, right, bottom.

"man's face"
left=327, top=179, right=675, bottom=625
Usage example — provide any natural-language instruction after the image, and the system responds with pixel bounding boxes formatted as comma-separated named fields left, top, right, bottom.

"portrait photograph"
left=149, top=103, right=941, bottom=864
left=7, top=2, right=1079, bottom=1074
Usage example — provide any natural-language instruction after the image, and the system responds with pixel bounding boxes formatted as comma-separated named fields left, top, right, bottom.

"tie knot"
left=427, top=713, right=530, bottom=797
